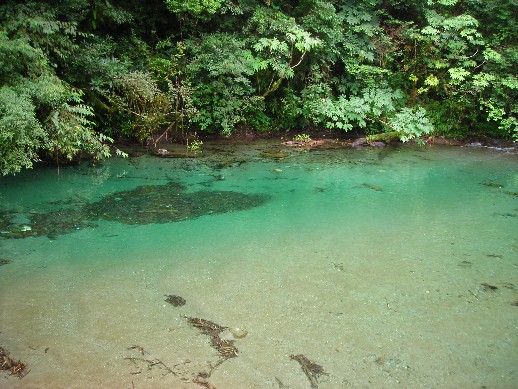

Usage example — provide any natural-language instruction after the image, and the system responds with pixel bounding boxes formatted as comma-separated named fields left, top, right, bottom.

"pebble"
left=229, top=327, right=248, bottom=339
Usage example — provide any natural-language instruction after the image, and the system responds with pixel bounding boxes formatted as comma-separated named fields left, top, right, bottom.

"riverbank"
left=117, top=130, right=518, bottom=161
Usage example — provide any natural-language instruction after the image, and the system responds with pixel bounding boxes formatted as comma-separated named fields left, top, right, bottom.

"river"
left=1, top=141, right=517, bottom=388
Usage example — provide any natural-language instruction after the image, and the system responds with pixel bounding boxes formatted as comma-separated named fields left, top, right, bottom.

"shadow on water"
left=0, top=182, right=270, bottom=239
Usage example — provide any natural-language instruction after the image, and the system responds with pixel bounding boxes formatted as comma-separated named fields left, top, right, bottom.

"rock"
left=360, top=183, right=382, bottom=191
left=164, top=294, right=186, bottom=307
left=465, top=142, right=483, bottom=147
left=156, top=148, right=171, bottom=156
left=229, top=326, right=248, bottom=339
left=283, top=141, right=298, bottom=147
left=153, top=148, right=201, bottom=158
left=262, top=150, right=287, bottom=159
left=351, top=138, right=368, bottom=148
left=283, top=140, right=325, bottom=147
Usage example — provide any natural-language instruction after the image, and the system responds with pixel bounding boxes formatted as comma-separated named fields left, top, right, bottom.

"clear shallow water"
left=0, top=142, right=517, bottom=388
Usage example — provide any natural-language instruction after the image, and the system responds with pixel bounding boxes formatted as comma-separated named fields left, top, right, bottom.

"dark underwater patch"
left=0, top=182, right=270, bottom=239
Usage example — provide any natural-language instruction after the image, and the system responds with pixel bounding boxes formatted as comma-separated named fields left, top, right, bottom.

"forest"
left=0, top=0, right=516, bottom=175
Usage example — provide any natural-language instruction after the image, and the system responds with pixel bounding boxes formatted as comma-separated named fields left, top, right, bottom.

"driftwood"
left=183, top=316, right=238, bottom=358
left=124, top=357, right=176, bottom=377
left=210, top=335, right=238, bottom=358
left=183, top=316, right=227, bottom=336
left=0, top=346, right=28, bottom=378
left=290, top=354, right=327, bottom=388
left=183, top=315, right=240, bottom=388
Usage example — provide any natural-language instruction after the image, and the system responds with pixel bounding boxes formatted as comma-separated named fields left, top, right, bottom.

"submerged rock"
left=262, top=150, right=287, bottom=159
left=351, top=138, right=386, bottom=148
left=164, top=294, right=186, bottom=307
left=153, top=148, right=201, bottom=158
left=359, top=183, right=382, bottom=192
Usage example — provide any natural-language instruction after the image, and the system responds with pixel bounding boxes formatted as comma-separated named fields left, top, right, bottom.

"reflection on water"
left=0, top=142, right=517, bottom=388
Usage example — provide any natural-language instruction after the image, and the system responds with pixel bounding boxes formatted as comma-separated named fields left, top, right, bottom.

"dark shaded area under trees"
left=0, top=0, right=516, bottom=175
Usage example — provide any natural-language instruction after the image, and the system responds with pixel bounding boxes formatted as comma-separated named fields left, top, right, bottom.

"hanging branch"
left=261, top=47, right=307, bottom=98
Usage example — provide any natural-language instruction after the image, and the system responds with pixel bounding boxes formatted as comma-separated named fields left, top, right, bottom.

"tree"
left=0, top=1, right=114, bottom=174
left=388, top=0, right=517, bottom=138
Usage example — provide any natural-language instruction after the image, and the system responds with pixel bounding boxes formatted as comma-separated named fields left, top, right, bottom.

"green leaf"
left=448, top=67, right=471, bottom=83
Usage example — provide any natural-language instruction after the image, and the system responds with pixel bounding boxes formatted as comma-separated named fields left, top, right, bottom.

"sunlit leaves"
left=448, top=67, right=471, bottom=84
left=424, top=75, right=439, bottom=87
left=388, top=107, right=434, bottom=143
left=317, top=85, right=433, bottom=142
left=472, top=73, right=495, bottom=89
left=421, top=26, right=439, bottom=36
left=165, top=0, right=224, bottom=15
left=482, top=48, right=502, bottom=62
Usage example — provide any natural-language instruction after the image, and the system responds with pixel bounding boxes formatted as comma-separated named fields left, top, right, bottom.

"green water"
left=1, top=142, right=517, bottom=388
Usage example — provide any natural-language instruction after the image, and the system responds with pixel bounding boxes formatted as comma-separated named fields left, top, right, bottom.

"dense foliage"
left=0, top=0, right=516, bottom=174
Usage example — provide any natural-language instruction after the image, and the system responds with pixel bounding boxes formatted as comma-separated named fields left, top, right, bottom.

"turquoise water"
left=1, top=141, right=517, bottom=388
